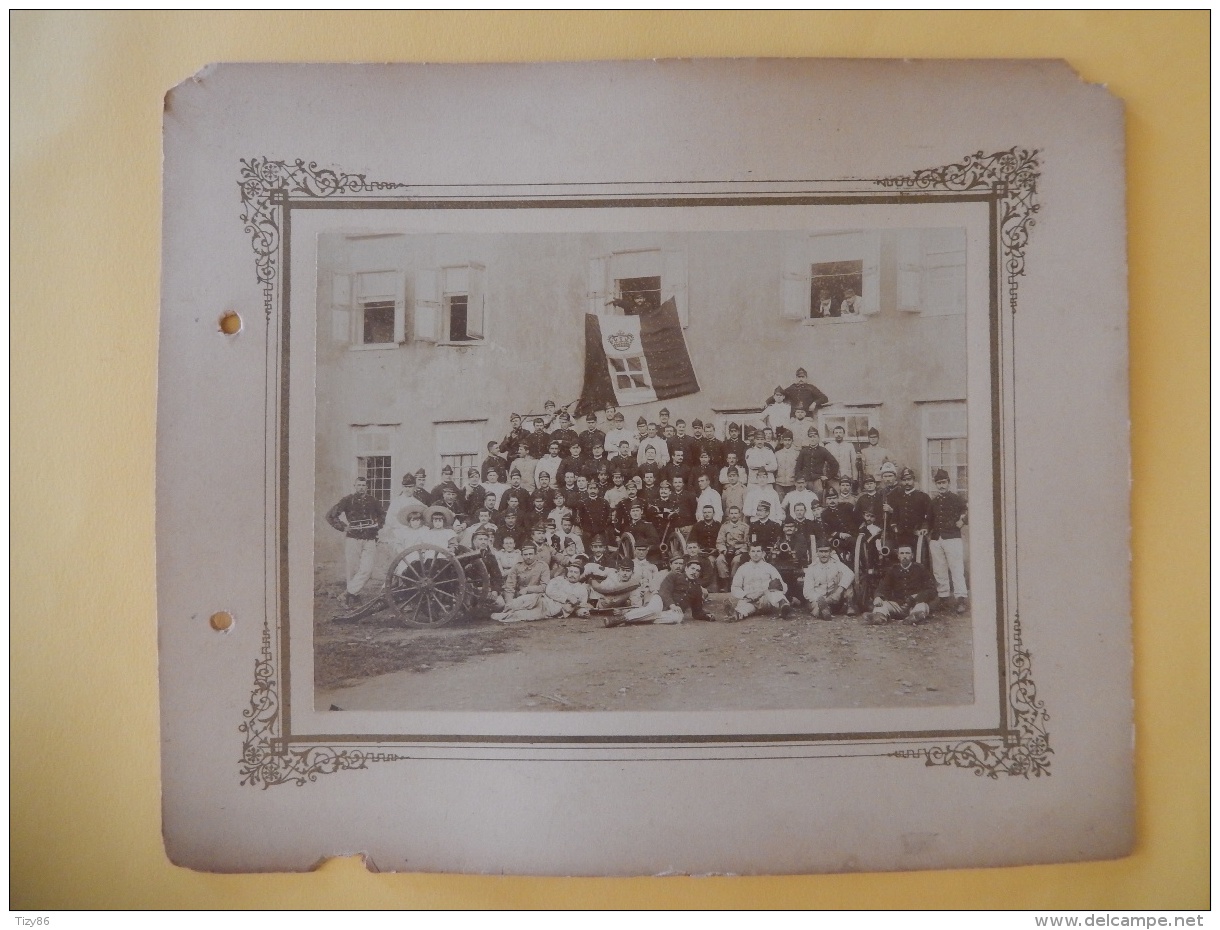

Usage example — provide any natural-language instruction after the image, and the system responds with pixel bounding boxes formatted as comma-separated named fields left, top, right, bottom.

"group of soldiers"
left=326, top=368, right=970, bottom=626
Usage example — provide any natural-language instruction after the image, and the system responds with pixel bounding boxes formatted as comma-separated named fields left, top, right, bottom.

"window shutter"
left=587, top=256, right=608, bottom=315
left=331, top=274, right=352, bottom=341
left=897, top=231, right=924, bottom=313
left=860, top=239, right=882, bottom=315
left=661, top=249, right=689, bottom=327
left=466, top=263, right=486, bottom=339
left=392, top=272, right=407, bottom=344
left=781, top=240, right=811, bottom=320
left=414, top=268, right=441, bottom=343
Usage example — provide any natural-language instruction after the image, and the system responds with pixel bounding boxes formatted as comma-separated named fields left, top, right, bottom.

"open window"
left=782, top=232, right=880, bottom=322
left=414, top=264, right=486, bottom=344
left=587, top=248, right=689, bottom=326
left=332, top=271, right=406, bottom=346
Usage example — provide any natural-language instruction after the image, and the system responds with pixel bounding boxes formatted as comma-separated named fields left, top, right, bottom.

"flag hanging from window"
left=575, top=297, right=700, bottom=415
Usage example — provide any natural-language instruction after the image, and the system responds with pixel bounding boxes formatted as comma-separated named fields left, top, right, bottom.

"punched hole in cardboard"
left=218, top=310, right=242, bottom=335
left=209, top=610, right=234, bottom=633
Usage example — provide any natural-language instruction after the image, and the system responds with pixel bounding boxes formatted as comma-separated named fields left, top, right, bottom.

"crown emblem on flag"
left=607, top=331, right=635, bottom=352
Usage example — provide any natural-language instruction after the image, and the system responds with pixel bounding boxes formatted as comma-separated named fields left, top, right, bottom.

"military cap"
left=934, top=469, right=951, bottom=482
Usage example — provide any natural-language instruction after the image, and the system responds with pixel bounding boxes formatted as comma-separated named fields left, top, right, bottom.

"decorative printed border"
left=236, top=150, right=1049, bottom=788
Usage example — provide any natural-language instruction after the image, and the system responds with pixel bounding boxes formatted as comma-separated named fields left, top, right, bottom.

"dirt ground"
left=313, top=580, right=975, bottom=712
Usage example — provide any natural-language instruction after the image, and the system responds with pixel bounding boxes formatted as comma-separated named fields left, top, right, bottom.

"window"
left=332, top=271, right=406, bottom=347
left=817, top=406, right=881, bottom=453
left=897, top=228, right=967, bottom=315
left=810, top=260, right=864, bottom=319
left=587, top=249, right=689, bottom=326
left=413, top=264, right=486, bottom=344
left=921, top=401, right=967, bottom=493
left=782, top=232, right=880, bottom=322
left=435, top=420, right=486, bottom=490
left=354, top=427, right=395, bottom=508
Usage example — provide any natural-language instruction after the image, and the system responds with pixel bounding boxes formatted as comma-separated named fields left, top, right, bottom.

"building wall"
left=315, top=230, right=967, bottom=571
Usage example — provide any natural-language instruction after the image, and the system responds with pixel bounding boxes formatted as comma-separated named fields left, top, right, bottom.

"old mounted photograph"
left=312, top=224, right=977, bottom=715
left=159, top=60, right=1132, bottom=874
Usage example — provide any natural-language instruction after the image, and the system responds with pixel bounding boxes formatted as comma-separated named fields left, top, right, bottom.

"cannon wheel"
left=853, top=533, right=878, bottom=613
left=456, top=551, right=493, bottom=613
left=385, top=544, right=469, bottom=628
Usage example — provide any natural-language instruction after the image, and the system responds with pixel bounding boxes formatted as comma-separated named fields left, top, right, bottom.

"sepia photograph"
left=311, top=225, right=975, bottom=714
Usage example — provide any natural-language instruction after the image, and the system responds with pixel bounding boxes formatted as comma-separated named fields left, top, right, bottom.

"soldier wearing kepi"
left=865, top=543, right=938, bottom=625
left=928, top=468, right=970, bottom=613
left=803, top=537, right=856, bottom=620
left=326, top=476, right=386, bottom=608
left=884, top=466, right=933, bottom=552
left=778, top=367, right=830, bottom=418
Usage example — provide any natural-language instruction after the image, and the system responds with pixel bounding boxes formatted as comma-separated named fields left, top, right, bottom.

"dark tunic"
left=930, top=491, right=968, bottom=540
left=578, top=427, right=607, bottom=458
left=795, top=444, right=840, bottom=484
left=326, top=492, right=385, bottom=540
left=481, top=454, right=509, bottom=482
left=875, top=560, right=938, bottom=606
left=658, top=571, right=708, bottom=618
left=689, top=518, right=723, bottom=553
left=886, top=487, right=933, bottom=545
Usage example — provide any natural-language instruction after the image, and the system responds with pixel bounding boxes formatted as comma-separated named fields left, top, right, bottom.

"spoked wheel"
left=853, top=533, right=878, bottom=613
left=385, top=544, right=469, bottom=628
left=456, top=552, right=492, bottom=614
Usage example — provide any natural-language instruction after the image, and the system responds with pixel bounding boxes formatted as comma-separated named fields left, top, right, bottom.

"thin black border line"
left=287, top=727, right=1011, bottom=746
left=278, top=189, right=1006, bottom=748
left=288, top=192, right=994, bottom=211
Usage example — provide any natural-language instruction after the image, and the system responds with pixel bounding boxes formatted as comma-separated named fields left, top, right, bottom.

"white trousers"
left=929, top=537, right=968, bottom=598
left=624, top=594, right=684, bottom=625
left=344, top=538, right=378, bottom=595
left=734, top=590, right=789, bottom=618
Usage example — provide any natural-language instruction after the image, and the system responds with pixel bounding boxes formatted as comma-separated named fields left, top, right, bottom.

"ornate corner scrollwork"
left=895, top=612, right=1052, bottom=778
left=238, top=158, right=408, bottom=319
left=239, top=614, right=405, bottom=789
left=878, top=147, right=1040, bottom=315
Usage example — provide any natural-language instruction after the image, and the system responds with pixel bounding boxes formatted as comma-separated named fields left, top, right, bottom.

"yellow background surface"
left=11, top=12, right=1209, bottom=909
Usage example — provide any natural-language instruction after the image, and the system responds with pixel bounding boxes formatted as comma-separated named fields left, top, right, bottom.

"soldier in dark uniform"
left=428, top=465, right=460, bottom=505
left=621, top=500, right=661, bottom=565
left=667, top=419, right=699, bottom=463
left=694, top=420, right=725, bottom=469
left=691, top=449, right=720, bottom=491
left=493, top=509, right=526, bottom=550
left=326, top=476, right=387, bottom=608
left=884, top=466, right=933, bottom=552
left=525, top=417, right=552, bottom=459
left=556, top=441, right=585, bottom=487
left=462, top=467, right=486, bottom=516
left=776, top=367, right=830, bottom=417
left=578, top=413, right=606, bottom=459
left=669, top=474, right=699, bottom=533
left=663, top=448, right=693, bottom=489
left=865, top=543, right=938, bottom=625
left=795, top=427, right=840, bottom=494
left=608, top=441, right=638, bottom=483
left=816, top=486, right=856, bottom=555
left=575, top=485, right=615, bottom=548
left=481, top=441, right=509, bottom=483
left=498, top=469, right=533, bottom=513
left=549, top=411, right=580, bottom=455
left=722, top=423, right=748, bottom=469
left=771, top=518, right=811, bottom=607
left=746, top=500, right=782, bottom=554
left=648, top=481, right=685, bottom=562
left=498, top=414, right=527, bottom=464
left=437, top=484, right=466, bottom=522
left=854, top=473, right=884, bottom=535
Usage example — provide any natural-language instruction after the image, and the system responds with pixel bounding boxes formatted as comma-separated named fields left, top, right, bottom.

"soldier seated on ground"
left=803, top=538, right=856, bottom=620
left=865, top=543, right=938, bottom=626
left=730, top=544, right=791, bottom=621
left=615, top=558, right=713, bottom=625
